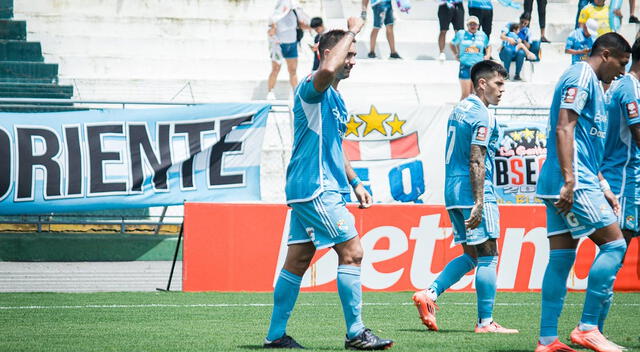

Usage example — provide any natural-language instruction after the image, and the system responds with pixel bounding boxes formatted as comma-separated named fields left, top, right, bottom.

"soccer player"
left=598, top=36, right=640, bottom=335
left=412, top=60, right=519, bottom=334
left=535, top=32, right=630, bottom=352
left=263, top=17, right=394, bottom=350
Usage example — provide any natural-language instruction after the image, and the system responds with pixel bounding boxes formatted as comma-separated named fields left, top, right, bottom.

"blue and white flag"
left=0, top=103, right=270, bottom=214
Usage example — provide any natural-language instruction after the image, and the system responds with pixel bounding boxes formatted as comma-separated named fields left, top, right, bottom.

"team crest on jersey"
left=336, top=218, right=349, bottom=232
left=626, top=101, right=639, bottom=118
left=476, top=127, right=488, bottom=141
left=564, top=87, right=578, bottom=103
left=626, top=215, right=635, bottom=225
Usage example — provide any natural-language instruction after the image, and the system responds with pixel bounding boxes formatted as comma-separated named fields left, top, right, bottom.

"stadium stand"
left=0, top=0, right=78, bottom=112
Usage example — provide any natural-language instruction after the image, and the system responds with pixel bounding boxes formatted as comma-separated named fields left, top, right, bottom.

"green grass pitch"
left=0, top=291, right=638, bottom=351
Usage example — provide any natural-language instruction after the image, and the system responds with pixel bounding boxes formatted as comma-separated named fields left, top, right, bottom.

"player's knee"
left=338, top=246, right=363, bottom=265
left=476, top=239, right=499, bottom=257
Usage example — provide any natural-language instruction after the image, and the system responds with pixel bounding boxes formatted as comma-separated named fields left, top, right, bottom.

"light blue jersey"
left=452, top=30, right=489, bottom=68
left=603, top=73, right=640, bottom=198
left=444, top=94, right=500, bottom=208
left=285, top=74, right=350, bottom=203
left=565, top=28, right=594, bottom=65
left=370, top=0, right=391, bottom=6
left=537, top=62, right=607, bottom=198
left=469, top=0, right=493, bottom=9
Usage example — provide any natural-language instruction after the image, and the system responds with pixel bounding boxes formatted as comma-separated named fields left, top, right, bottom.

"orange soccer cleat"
left=569, top=327, right=623, bottom=352
left=534, top=339, right=577, bottom=352
left=411, top=291, right=439, bottom=331
left=474, top=321, right=519, bottom=334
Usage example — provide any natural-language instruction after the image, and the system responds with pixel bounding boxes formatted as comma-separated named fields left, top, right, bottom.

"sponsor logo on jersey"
left=626, top=101, right=639, bottom=118
left=476, top=127, right=487, bottom=141
left=564, top=87, right=578, bottom=103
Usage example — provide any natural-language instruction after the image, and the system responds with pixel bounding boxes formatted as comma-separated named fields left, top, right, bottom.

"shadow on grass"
left=237, top=345, right=335, bottom=351
left=398, top=328, right=471, bottom=333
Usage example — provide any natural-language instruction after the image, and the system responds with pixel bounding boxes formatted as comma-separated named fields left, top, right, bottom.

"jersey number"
left=445, top=126, right=456, bottom=164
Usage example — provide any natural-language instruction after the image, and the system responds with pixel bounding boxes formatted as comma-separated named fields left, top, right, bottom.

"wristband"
left=347, top=30, right=357, bottom=38
left=350, top=177, right=362, bottom=188
left=600, top=179, right=611, bottom=192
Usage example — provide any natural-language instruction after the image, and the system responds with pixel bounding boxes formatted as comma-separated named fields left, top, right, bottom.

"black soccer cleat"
left=263, top=334, right=305, bottom=349
left=344, top=328, right=394, bottom=350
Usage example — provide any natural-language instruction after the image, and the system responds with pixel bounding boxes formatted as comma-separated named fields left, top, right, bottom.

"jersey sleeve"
left=297, top=74, right=324, bottom=104
left=470, top=108, right=491, bottom=147
left=617, top=82, right=640, bottom=126
left=558, top=68, right=591, bottom=116
left=452, top=30, right=463, bottom=46
left=565, top=34, right=575, bottom=50
left=578, top=6, right=590, bottom=24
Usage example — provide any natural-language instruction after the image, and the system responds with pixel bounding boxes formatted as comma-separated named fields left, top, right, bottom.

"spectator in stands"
left=524, top=0, right=549, bottom=42
left=361, top=0, right=402, bottom=59
left=438, top=0, right=465, bottom=61
left=578, top=0, right=620, bottom=36
left=565, top=18, right=599, bottom=65
left=499, top=13, right=536, bottom=81
left=630, top=0, right=639, bottom=23
left=267, top=0, right=309, bottom=100
left=450, top=16, right=491, bottom=99
left=469, top=0, right=493, bottom=37
left=310, top=17, right=326, bottom=71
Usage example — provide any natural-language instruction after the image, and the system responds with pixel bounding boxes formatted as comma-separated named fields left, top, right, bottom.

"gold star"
left=522, top=128, right=535, bottom=142
left=536, top=131, right=546, bottom=141
left=385, top=114, right=406, bottom=136
left=345, top=115, right=363, bottom=137
left=510, top=131, right=523, bottom=142
left=358, top=105, right=391, bottom=137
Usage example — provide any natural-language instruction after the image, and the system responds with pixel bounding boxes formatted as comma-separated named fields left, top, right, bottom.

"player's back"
left=444, top=95, right=499, bottom=208
left=603, top=73, right=640, bottom=198
left=537, top=62, right=607, bottom=198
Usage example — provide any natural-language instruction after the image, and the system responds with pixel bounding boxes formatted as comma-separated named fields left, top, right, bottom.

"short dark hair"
left=509, top=22, right=519, bottom=32
left=318, top=29, right=352, bottom=59
left=520, top=12, right=531, bottom=21
left=310, top=17, right=323, bottom=28
left=590, top=32, right=632, bottom=57
left=632, top=36, right=640, bottom=62
left=471, top=60, right=508, bottom=88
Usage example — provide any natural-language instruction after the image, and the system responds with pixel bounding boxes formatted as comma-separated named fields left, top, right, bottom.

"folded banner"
left=0, top=103, right=270, bottom=214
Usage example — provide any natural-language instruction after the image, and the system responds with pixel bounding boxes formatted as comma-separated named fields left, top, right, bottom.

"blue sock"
left=337, top=265, right=365, bottom=339
left=266, top=269, right=302, bottom=341
left=429, top=254, right=477, bottom=296
left=540, top=249, right=576, bottom=338
left=475, top=256, right=498, bottom=320
left=581, top=239, right=627, bottom=327
left=598, top=292, right=613, bottom=333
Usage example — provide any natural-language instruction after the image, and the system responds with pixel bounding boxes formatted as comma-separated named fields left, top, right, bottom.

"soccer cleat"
left=474, top=321, right=519, bottom=334
left=411, top=291, right=439, bottom=331
left=263, top=334, right=305, bottom=349
left=569, top=327, right=623, bottom=352
left=344, top=328, right=394, bottom=350
left=534, top=339, right=577, bottom=352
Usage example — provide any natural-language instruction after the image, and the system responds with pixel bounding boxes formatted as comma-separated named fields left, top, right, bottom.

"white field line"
left=0, top=302, right=638, bottom=310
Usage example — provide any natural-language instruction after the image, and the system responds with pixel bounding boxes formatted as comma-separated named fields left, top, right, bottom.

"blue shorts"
left=542, top=188, right=618, bottom=239
left=619, top=196, right=640, bottom=237
left=447, top=202, right=500, bottom=245
left=280, top=42, right=298, bottom=59
left=459, top=64, right=471, bottom=79
left=287, top=191, right=358, bottom=249
left=372, top=2, right=394, bottom=28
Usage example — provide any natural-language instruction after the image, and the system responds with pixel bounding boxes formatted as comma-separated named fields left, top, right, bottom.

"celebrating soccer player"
left=598, top=36, right=640, bottom=335
left=535, top=33, right=630, bottom=352
left=263, top=17, right=394, bottom=350
left=412, top=60, right=519, bottom=334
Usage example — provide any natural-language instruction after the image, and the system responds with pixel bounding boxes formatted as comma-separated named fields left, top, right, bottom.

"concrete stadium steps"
left=0, top=40, right=42, bottom=61
left=0, top=19, right=25, bottom=40
left=0, top=261, right=182, bottom=292
left=63, top=75, right=556, bottom=105
left=17, top=0, right=323, bottom=21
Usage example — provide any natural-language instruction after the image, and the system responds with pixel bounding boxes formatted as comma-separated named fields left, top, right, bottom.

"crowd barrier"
left=182, top=203, right=639, bottom=292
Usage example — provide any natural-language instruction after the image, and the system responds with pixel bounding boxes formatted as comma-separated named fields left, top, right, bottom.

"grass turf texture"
left=0, top=292, right=638, bottom=351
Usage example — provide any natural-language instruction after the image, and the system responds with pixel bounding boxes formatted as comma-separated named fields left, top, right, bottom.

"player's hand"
left=354, top=184, right=372, bottom=209
left=465, top=203, right=483, bottom=230
left=554, top=182, right=574, bottom=215
left=507, top=38, right=517, bottom=45
left=614, top=9, right=623, bottom=18
left=347, top=17, right=365, bottom=35
left=604, top=189, right=621, bottom=216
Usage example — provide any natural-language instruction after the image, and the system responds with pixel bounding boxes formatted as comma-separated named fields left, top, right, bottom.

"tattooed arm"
left=465, top=144, right=486, bottom=229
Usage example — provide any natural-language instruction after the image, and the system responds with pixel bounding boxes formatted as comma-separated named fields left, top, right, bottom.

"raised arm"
left=314, top=17, right=364, bottom=92
left=554, top=108, right=578, bottom=214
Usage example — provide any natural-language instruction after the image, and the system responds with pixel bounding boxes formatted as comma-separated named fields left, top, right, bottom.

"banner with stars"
left=343, top=105, right=548, bottom=204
